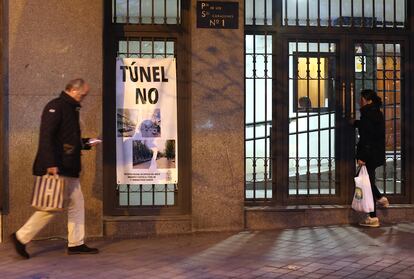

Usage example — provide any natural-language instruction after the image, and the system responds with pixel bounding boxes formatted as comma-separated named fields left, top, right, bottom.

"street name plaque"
left=197, top=1, right=239, bottom=29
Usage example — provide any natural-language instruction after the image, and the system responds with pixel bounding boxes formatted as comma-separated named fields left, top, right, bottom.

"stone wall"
left=190, top=0, right=245, bottom=232
left=4, top=0, right=103, bottom=239
left=3, top=0, right=246, bottom=240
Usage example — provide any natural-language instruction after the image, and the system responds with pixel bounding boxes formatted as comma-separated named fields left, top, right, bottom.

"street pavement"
left=1, top=222, right=414, bottom=278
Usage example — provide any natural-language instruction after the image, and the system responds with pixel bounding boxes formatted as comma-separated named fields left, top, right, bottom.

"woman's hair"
left=360, top=89, right=382, bottom=106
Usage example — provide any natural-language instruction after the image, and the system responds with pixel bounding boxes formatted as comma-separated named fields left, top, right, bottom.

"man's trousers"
left=16, top=177, right=85, bottom=247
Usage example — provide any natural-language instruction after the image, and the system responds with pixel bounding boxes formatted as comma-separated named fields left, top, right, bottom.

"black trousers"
left=366, top=164, right=384, bottom=218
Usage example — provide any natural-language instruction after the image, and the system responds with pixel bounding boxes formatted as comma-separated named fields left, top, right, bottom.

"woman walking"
left=355, top=89, right=389, bottom=227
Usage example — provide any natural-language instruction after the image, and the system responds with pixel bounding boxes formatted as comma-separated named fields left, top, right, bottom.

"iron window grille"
left=244, top=0, right=409, bottom=204
left=353, top=42, right=403, bottom=195
left=116, top=38, right=178, bottom=208
left=112, top=0, right=181, bottom=24
left=245, top=34, right=273, bottom=201
left=104, top=1, right=189, bottom=214
left=245, top=0, right=407, bottom=28
left=288, top=41, right=337, bottom=197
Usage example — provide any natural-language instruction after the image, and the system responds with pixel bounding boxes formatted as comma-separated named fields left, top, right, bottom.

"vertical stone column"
left=190, top=0, right=245, bottom=231
left=5, top=0, right=103, bottom=238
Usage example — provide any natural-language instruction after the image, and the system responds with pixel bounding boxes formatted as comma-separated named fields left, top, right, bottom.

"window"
left=245, top=34, right=272, bottom=201
left=117, top=38, right=178, bottom=208
left=112, top=0, right=181, bottom=24
left=283, top=0, right=406, bottom=27
left=289, top=42, right=336, bottom=196
left=293, top=55, right=335, bottom=112
left=245, top=0, right=407, bottom=28
left=244, top=0, right=410, bottom=204
left=353, top=43, right=402, bottom=195
left=104, top=1, right=189, bottom=214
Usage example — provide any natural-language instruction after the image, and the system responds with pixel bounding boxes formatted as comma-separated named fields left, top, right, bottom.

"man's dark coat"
left=33, top=92, right=90, bottom=177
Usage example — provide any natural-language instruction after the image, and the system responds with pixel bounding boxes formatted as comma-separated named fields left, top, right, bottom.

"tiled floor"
left=1, top=223, right=414, bottom=278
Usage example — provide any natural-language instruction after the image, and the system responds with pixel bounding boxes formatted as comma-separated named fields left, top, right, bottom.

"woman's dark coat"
left=32, top=92, right=90, bottom=177
left=355, top=103, right=386, bottom=168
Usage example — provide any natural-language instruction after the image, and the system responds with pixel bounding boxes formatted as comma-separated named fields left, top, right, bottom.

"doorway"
left=244, top=0, right=412, bottom=206
left=282, top=37, right=406, bottom=204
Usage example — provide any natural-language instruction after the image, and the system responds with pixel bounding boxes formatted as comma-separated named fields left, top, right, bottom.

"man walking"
left=11, top=78, right=100, bottom=259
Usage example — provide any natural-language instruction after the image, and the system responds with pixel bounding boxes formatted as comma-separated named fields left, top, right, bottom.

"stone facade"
left=2, top=0, right=246, bottom=240
left=190, top=0, right=245, bottom=232
left=4, top=0, right=103, bottom=239
left=4, top=1, right=411, bottom=242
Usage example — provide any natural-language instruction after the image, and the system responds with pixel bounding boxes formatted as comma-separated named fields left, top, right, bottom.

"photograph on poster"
left=140, top=109, right=161, bottom=137
left=132, top=139, right=176, bottom=170
left=117, top=109, right=137, bottom=137
left=117, top=108, right=161, bottom=138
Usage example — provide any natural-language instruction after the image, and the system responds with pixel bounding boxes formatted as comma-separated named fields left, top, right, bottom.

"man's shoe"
left=10, top=233, right=30, bottom=259
left=67, top=244, right=99, bottom=255
left=359, top=216, right=380, bottom=228
left=377, top=196, right=389, bottom=208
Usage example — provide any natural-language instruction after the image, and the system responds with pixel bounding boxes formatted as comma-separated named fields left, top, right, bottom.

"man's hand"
left=47, top=167, right=58, bottom=175
left=357, top=160, right=365, bottom=166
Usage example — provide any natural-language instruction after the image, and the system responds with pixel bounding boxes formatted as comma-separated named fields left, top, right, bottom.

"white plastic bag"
left=351, top=166, right=374, bottom=213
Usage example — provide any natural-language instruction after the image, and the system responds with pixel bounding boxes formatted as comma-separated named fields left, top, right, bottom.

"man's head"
left=65, top=78, right=90, bottom=103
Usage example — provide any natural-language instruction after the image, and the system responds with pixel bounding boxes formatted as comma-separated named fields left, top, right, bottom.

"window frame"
left=244, top=0, right=414, bottom=206
left=103, top=1, right=191, bottom=216
left=292, top=51, right=336, bottom=113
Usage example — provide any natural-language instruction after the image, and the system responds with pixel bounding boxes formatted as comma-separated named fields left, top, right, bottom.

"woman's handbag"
left=352, top=166, right=374, bottom=213
left=31, top=175, right=65, bottom=211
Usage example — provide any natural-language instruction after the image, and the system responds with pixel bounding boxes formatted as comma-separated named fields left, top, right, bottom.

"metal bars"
left=117, top=38, right=175, bottom=58
left=244, top=1, right=408, bottom=205
left=353, top=42, right=402, bottom=195
left=306, top=0, right=406, bottom=28
left=288, top=42, right=336, bottom=196
left=113, top=0, right=181, bottom=24
left=245, top=34, right=273, bottom=202
left=116, top=38, right=178, bottom=207
left=245, top=0, right=273, bottom=25
left=118, top=184, right=177, bottom=206
left=245, top=0, right=407, bottom=27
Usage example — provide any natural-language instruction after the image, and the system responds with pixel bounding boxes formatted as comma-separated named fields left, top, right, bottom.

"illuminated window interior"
left=297, top=57, right=329, bottom=110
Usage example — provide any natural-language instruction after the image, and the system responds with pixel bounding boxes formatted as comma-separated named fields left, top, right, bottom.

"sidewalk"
left=1, top=223, right=414, bottom=278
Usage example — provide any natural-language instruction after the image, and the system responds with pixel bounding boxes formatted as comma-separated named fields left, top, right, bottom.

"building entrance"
left=283, top=37, right=405, bottom=205
left=245, top=0, right=411, bottom=205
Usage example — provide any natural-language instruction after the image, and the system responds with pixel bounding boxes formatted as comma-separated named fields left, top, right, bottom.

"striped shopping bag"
left=31, top=175, right=65, bottom=211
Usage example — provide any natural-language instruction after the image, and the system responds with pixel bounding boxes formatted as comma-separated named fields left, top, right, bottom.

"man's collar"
left=60, top=91, right=81, bottom=107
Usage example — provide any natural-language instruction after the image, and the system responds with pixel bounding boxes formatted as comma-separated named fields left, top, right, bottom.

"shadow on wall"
left=191, top=28, right=244, bottom=125
left=189, top=9, right=245, bottom=231
left=5, top=0, right=103, bottom=240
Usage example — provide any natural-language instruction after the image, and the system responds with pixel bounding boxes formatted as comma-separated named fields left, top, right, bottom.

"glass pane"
left=281, top=0, right=406, bottom=27
left=118, top=184, right=129, bottom=205
left=129, top=185, right=141, bottom=205
left=117, top=39, right=175, bottom=58
left=289, top=42, right=336, bottom=196
left=297, top=57, right=330, bottom=110
left=113, top=0, right=181, bottom=24
left=245, top=34, right=272, bottom=201
left=245, top=0, right=272, bottom=25
left=354, top=42, right=402, bottom=195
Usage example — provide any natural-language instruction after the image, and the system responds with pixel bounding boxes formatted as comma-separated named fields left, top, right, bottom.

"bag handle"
left=358, top=165, right=368, bottom=177
left=356, top=165, right=361, bottom=176
left=44, top=173, right=60, bottom=179
left=355, top=165, right=368, bottom=177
